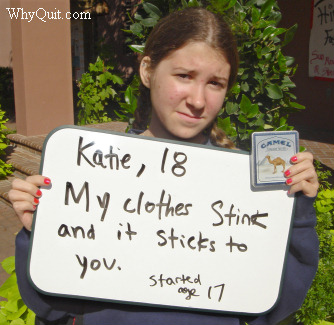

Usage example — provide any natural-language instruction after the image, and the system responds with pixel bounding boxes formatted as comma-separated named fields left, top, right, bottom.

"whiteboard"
left=29, top=126, right=295, bottom=315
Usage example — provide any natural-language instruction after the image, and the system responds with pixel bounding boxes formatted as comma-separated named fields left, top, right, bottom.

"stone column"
left=9, top=0, right=74, bottom=136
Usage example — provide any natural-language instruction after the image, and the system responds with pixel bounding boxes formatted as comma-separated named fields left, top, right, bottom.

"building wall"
left=0, top=0, right=12, bottom=67
left=278, top=0, right=334, bottom=132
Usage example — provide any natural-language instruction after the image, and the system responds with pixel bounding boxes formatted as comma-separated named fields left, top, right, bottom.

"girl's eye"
left=178, top=74, right=191, bottom=79
left=209, top=81, right=225, bottom=88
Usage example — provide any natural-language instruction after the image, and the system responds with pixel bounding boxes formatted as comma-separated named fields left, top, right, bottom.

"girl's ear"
left=140, top=56, right=152, bottom=88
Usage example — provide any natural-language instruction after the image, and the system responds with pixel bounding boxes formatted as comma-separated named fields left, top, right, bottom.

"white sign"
left=309, top=0, right=334, bottom=80
left=29, top=126, right=295, bottom=315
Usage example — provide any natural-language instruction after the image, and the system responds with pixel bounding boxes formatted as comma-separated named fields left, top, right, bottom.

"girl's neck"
left=140, top=125, right=208, bottom=144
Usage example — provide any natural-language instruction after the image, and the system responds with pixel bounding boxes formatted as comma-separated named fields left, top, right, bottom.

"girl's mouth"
left=177, top=112, right=202, bottom=120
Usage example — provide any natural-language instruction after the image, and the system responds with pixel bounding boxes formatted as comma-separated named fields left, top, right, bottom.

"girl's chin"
left=168, top=128, right=207, bottom=144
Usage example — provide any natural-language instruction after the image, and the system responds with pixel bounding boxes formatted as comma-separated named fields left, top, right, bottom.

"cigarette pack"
left=251, top=131, right=299, bottom=188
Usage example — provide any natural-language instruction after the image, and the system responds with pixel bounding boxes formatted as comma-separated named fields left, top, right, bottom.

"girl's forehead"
left=161, top=42, right=230, bottom=75
left=166, top=42, right=226, bottom=62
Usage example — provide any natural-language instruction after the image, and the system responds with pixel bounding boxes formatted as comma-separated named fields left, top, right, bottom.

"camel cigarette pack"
left=251, top=131, right=299, bottom=187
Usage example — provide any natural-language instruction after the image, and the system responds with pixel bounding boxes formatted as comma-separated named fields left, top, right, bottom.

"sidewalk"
left=0, top=124, right=333, bottom=286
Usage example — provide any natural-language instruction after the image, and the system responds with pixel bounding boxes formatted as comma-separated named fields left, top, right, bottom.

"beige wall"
left=10, top=0, right=74, bottom=136
left=0, top=0, right=12, bottom=67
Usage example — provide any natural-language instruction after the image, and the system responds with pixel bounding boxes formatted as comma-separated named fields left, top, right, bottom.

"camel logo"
left=251, top=131, right=299, bottom=187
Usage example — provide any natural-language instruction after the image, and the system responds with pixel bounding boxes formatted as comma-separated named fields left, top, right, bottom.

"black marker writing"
left=77, top=136, right=95, bottom=167
left=97, top=192, right=110, bottom=222
left=75, top=254, right=119, bottom=279
left=160, top=147, right=187, bottom=177
left=76, top=137, right=131, bottom=170
left=208, top=283, right=225, bottom=302
left=65, top=181, right=89, bottom=212
left=117, top=223, right=137, bottom=241
left=123, top=190, right=192, bottom=219
left=211, top=201, right=268, bottom=229
left=157, top=228, right=215, bottom=252
left=226, top=236, right=247, bottom=253
left=58, top=223, right=95, bottom=240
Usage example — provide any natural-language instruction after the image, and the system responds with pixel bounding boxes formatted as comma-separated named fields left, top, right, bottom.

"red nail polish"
left=34, top=198, right=39, bottom=204
left=291, top=156, right=297, bottom=163
left=284, top=170, right=291, bottom=177
left=36, top=189, right=42, bottom=196
left=286, top=178, right=292, bottom=185
left=44, top=178, right=51, bottom=185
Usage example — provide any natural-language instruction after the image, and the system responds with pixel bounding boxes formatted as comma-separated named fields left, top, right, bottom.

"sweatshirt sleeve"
left=15, top=227, right=80, bottom=323
left=250, top=194, right=319, bottom=325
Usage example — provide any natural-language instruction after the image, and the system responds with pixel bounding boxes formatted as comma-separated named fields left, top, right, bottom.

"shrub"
left=0, top=105, right=13, bottom=179
left=0, top=257, right=35, bottom=324
left=76, top=56, right=123, bottom=125
left=296, top=180, right=334, bottom=325
left=0, top=68, right=15, bottom=118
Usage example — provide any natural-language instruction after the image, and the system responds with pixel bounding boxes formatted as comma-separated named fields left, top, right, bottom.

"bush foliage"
left=0, top=105, right=13, bottom=179
left=0, top=257, right=35, bottom=325
left=77, top=56, right=123, bottom=125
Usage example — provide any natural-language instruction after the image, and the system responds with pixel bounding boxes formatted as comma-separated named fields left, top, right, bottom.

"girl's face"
left=140, top=42, right=231, bottom=143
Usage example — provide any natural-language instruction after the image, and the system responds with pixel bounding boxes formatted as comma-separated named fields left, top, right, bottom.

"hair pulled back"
left=134, top=7, right=238, bottom=149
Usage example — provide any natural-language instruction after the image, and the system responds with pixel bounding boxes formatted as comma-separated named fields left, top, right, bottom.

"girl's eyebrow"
left=173, top=67, right=228, bottom=80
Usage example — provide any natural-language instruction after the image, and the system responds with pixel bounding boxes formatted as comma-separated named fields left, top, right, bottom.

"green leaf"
left=110, top=75, right=123, bottom=85
left=239, top=94, right=252, bottom=114
left=0, top=313, right=7, bottom=325
left=140, top=18, right=158, bottom=27
left=130, top=23, right=143, bottom=35
left=143, top=2, right=162, bottom=19
left=247, top=104, right=259, bottom=118
left=240, top=82, right=249, bottom=92
left=289, top=102, right=305, bottom=109
left=282, top=24, right=298, bottom=47
left=281, top=76, right=295, bottom=88
left=263, top=26, right=276, bottom=39
left=0, top=274, right=18, bottom=299
left=260, top=0, right=275, bottom=18
left=238, top=114, right=248, bottom=123
left=285, top=56, right=295, bottom=66
left=225, top=101, right=239, bottom=114
left=9, top=319, right=25, bottom=325
left=251, top=7, right=260, bottom=23
left=128, top=45, right=145, bottom=53
left=26, top=309, right=36, bottom=324
left=275, top=124, right=289, bottom=131
left=323, top=189, right=334, bottom=199
left=265, top=83, right=283, bottom=99
left=188, top=0, right=201, bottom=7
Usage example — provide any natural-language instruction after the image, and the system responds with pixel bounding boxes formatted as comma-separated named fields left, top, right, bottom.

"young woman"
left=9, top=7, right=319, bottom=325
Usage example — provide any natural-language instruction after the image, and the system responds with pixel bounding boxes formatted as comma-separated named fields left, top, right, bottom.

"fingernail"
left=286, top=178, right=292, bottom=185
left=284, top=170, right=291, bottom=177
left=33, top=205, right=37, bottom=210
left=291, top=156, right=297, bottom=163
left=36, top=189, right=42, bottom=196
left=44, top=178, right=51, bottom=185
left=34, top=198, right=39, bottom=204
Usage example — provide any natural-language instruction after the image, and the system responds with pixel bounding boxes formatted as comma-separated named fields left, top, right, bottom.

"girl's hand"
left=284, top=152, right=319, bottom=197
left=8, top=175, right=51, bottom=231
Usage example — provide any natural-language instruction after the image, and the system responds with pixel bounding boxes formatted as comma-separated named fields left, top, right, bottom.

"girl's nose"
left=186, top=84, right=205, bottom=110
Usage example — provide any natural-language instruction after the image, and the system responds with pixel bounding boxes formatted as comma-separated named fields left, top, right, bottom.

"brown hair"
left=133, top=7, right=238, bottom=149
